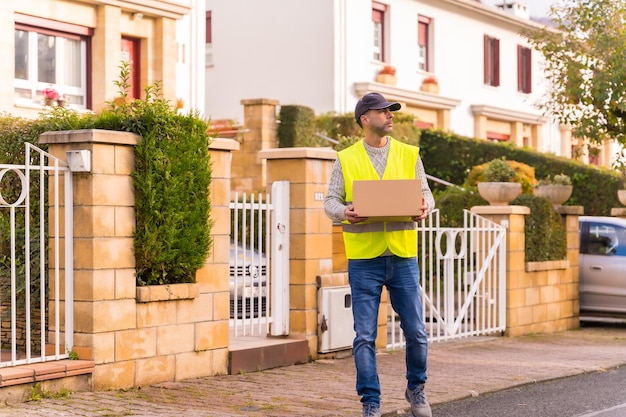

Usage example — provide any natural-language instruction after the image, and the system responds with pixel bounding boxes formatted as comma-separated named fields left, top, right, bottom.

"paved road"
left=430, top=365, right=626, bottom=417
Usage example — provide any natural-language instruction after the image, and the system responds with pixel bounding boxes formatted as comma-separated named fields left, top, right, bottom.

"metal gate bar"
left=387, top=209, right=506, bottom=349
left=0, top=143, right=74, bottom=367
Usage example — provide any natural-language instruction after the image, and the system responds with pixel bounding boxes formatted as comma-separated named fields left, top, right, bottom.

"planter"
left=534, top=185, right=573, bottom=207
left=376, top=73, right=397, bottom=85
left=477, top=182, right=522, bottom=206
left=618, top=189, right=626, bottom=206
left=420, top=82, right=440, bottom=94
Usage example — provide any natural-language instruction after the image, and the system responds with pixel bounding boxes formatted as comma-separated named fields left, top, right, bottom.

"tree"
left=521, top=0, right=626, bottom=152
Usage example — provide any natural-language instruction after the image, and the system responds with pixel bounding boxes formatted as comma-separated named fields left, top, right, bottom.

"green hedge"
left=277, top=105, right=324, bottom=147
left=511, top=194, right=567, bottom=262
left=419, top=129, right=621, bottom=216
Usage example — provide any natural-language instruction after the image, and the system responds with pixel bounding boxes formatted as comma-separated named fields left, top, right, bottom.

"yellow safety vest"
left=338, top=138, right=419, bottom=259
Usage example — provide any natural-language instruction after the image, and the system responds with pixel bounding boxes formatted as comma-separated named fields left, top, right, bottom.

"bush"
left=511, top=194, right=567, bottom=262
left=277, top=105, right=323, bottom=147
left=0, top=62, right=212, bottom=286
left=467, top=158, right=536, bottom=193
left=419, top=128, right=619, bottom=214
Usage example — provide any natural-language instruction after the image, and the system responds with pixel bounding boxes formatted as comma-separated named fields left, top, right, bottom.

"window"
left=483, top=35, right=500, bottom=87
left=205, top=11, right=213, bottom=66
left=517, top=45, right=532, bottom=93
left=418, top=15, right=431, bottom=72
left=372, top=2, right=387, bottom=62
left=14, top=14, right=91, bottom=108
left=584, top=222, right=626, bottom=256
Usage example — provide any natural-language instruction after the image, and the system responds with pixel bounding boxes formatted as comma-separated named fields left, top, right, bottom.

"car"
left=229, top=242, right=268, bottom=319
left=578, top=216, right=626, bottom=316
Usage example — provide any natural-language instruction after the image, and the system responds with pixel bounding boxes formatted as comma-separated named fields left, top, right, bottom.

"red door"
left=121, top=37, right=140, bottom=99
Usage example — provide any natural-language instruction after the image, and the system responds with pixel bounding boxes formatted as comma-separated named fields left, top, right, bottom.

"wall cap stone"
left=258, top=147, right=337, bottom=161
left=525, top=259, right=569, bottom=272
left=470, top=205, right=530, bottom=215
left=209, top=137, right=240, bottom=151
left=240, top=98, right=280, bottom=106
left=39, top=129, right=140, bottom=145
left=610, top=207, right=626, bottom=217
left=555, top=206, right=584, bottom=215
left=136, top=283, right=199, bottom=303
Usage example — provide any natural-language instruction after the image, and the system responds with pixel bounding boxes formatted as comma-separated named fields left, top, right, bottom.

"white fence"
left=229, top=181, right=289, bottom=338
left=388, top=209, right=507, bottom=348
left=0, top=143, right=74, bottom=366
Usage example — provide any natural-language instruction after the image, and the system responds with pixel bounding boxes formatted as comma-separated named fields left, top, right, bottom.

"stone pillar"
left=39, top=130, right=236, bottom=390
left=473, top=114, right=487, bottom=139
left=258, top=147, right=336, bottom=358
left=40, top=129, right=140, bottom=387
left=92, top=5, right=122, bottom=112
left=233, top=98, right=280, bottom=194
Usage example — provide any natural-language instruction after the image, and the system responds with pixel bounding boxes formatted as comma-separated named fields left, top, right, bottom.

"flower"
left=378, top=65, right=396, bottom=76
left=43, top=86, right=59, bottom=101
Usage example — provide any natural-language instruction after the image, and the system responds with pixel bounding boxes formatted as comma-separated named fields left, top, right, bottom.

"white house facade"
left=203, top=0, right=617, bottom=167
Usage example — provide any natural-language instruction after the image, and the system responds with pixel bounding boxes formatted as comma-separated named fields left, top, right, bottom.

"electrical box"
left=66, top=150, right=91, bottom=172
left=318, top=285, right=355, bottom=353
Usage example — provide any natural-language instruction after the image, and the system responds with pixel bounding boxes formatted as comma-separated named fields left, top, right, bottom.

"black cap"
left=354, top=92, right=401, bottom=125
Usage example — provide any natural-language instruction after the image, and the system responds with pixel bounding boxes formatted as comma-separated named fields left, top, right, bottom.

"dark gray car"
left=579, top=216, right=626, bottom=315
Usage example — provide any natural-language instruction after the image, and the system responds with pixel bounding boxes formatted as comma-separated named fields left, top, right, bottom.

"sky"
left=481, top=0, right=555, bottom=18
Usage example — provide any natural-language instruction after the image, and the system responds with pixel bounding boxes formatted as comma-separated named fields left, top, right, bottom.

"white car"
left=578, top=216, right=626, bottom=316
left=229, top=242, right=267, bottom=318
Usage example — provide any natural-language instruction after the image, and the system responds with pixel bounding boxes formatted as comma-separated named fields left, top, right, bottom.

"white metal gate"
left=0, top=143, right=74, bottom=366
left=229, top=181, right=289, bottom=337
left=388, top=209, right=507, bottom=349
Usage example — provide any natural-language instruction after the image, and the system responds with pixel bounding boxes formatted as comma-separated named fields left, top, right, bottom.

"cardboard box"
left=352, top=179, right=422, bottom=222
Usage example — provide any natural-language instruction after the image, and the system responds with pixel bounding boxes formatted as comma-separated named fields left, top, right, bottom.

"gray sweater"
left=324, top=138, right=435, bottom=223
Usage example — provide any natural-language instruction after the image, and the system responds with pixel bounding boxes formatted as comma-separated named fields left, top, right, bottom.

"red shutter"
left=493, top=38, right=500, bottom=86
left=205, top=11, right=212, bottom=43
left=483, top=35, right=489, bottom=84
left=517, top=45, right=522, bottom=91
left=525, top=48, right=532, bottom=93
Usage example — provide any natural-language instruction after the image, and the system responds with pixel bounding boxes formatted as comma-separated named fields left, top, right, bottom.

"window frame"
left=372, top=2, right=387, bottom=62
left=417, top=15, right=431, bottom=72
left=205, top=10, right=213, bottom=66
left=14, top=14, right=92, bottom=109
left=483, top=35, right=500, bottom=87
left=517, top=45, right=532, bottom=94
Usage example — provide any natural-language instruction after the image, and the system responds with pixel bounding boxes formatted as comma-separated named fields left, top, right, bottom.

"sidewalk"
left=0, top=325, right=624, bottom=416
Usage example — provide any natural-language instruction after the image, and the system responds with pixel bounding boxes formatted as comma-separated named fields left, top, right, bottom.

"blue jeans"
left=348, top=255, right=428, bottom=405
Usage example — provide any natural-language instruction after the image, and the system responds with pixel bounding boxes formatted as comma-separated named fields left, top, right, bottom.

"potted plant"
left=476, top=158, right=522, bottom=205
left=420, top=75, right=440, bottom=94
left=376, top=65, right=397, bottom=85
left=534, top=173, right=573, bottom=207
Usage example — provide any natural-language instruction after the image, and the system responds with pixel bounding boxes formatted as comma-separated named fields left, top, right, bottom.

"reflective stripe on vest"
left=338, top=138, right=420, bottom=259
left=342, top=222, right=417, bottom=233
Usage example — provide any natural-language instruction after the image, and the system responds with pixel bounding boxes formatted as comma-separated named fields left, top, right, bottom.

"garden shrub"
left=511, top=194, right=567, bottom=262
left=277, top=105, right=324, bottom=147
left=0, top=62, right=212, bottom=286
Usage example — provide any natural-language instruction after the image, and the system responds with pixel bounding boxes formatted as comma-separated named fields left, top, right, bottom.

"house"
left=204, top=0, right=615, bottom=168
left=3, top=0, right=205, bottom=118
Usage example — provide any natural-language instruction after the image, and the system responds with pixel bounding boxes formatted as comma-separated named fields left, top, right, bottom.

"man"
left=323, top=92, right=434, bottom=417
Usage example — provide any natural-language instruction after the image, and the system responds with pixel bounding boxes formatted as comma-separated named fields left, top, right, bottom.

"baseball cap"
left=354, top=92, right=401, bottom=125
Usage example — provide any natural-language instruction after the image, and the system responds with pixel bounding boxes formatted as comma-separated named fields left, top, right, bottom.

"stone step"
left=229, top=337, right=309, bottom=374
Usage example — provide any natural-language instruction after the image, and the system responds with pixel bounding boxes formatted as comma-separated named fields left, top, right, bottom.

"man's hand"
left=345, top=204, right=368, bottom=224
left=411, top=199, right=429, bottom=222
